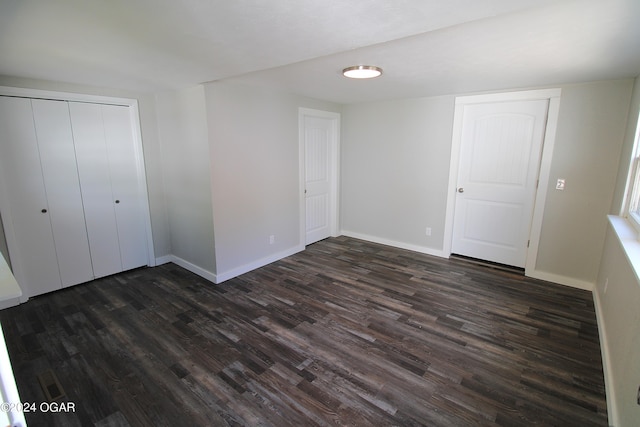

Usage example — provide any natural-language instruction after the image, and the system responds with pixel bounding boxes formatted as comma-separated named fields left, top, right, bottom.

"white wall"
left=204, top=82, right=341, bottom=281
left=0, top=76, right=632, bottom=290
left=595, top=76, right=640, bottom=427
left=341, top=79, right=633, bottom=286
left=0, top=77, right=343, bottom=284
left=341, top=96, right=455, bottom=255
left=596, top=219, right=640, bottom=426
left=535, top=79, right=633, bottom=284
left=155, top=86, right=216, bottom=274
left=0, top=75, right=171, bottom=260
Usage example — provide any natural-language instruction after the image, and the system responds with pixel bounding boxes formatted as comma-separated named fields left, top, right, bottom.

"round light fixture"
left=342, top=65, right=383, bottom=79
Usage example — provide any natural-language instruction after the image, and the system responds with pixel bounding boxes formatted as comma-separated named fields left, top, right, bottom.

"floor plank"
left=0, top=237, right=608, bottom=426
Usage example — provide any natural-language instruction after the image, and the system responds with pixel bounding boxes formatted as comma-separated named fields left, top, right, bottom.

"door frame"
left=0, top=86, right=156, bottom=274
left=298, top=108, right=340, bottom=247
left=443, top=89, right=561, bottom=276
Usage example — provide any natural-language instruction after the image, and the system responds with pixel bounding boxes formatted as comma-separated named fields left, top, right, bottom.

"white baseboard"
left=525, top=269, right=594, bottom=291
left=592, top=289, right=617, bottom=427
left=0, top=296, right=21, bottom=310
left=155, top=255, right=173, bottom=266
left=340, top=230, right=448, bottom=258
left=155, top=244, right=305, bottom=285
left=156, top=255, right=217, bottom=284
left=215, top=245, right=305, bottom=284
left=339, top=231, right=597, bottom=292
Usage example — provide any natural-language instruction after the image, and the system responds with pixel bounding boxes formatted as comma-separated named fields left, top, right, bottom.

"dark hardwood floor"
left=0, top=237, right=608, bottom=426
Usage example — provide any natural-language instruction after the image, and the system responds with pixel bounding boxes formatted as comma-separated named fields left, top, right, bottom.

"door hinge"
left=527, top=240, right=530, bottom=248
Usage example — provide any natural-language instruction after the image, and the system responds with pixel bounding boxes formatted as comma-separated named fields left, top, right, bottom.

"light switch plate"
left=556, top=179, right=566, bottom=190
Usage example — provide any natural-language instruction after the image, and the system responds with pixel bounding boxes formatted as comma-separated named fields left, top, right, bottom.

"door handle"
left=457, top=188, right=464, bottom=193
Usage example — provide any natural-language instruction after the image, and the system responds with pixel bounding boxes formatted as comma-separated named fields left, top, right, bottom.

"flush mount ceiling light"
left=342, top=65, right=383, bottom=79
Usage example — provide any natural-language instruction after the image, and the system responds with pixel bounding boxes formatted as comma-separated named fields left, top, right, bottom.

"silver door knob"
left=457, top=188, right=464, bottom=193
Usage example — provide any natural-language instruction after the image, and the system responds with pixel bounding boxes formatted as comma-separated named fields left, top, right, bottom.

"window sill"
left=608, top=215, right=640, bottom=283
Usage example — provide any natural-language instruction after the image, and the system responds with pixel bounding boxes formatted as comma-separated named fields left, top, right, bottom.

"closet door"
left=0, top=97, right=62, bottom=296
left=31, top=99, right=94, bottom=287
left=69, top=102, right=123, bottom=278
left=101, top=105, right=149, bottom=270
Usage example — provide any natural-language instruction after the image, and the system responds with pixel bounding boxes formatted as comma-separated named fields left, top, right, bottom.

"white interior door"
left=302, top=113, right=338, bottom=245
left=31, top=99, right=94, bottom=287
left=451, top=99, right=549, bottom=268
left=0, top=97, right=62, bottom=296
left=69, top=102, right=123, bottom=278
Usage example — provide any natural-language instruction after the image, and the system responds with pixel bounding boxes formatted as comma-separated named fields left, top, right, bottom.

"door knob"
left=115, top=200, right=120, bottom=204
left=457, top=188, right=464, bottom=193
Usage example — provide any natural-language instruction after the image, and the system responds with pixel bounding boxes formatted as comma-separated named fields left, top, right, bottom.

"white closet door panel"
left=69, top=102, right=122, bottom=278
left=101, top=105, right=148, bottom=270
left=31, top=99, right=94, bottom=287
left=0, top=97, right=62, bottom=296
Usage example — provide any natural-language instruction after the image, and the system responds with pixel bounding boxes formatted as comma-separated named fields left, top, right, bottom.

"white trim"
left=0, top=324, right=27, bottom=427
left=298, top=110, right=306, bottom=248
left=443, top=102, right=464, bottom=256
left=298, top=108, right=340, bottom=248
left=525, top=94, right=561, bottom=276
left=341, top=230, right=449, bottom=258
left=455, top=88, right=563, bottom=104
left=0, top=86, right=156, bottom=269
left=128, top=102, right=157, bottom=267
left=155, top=255, right=173, bottom=265
left=526, top=270, right=594, bottom=291
left=444, top=88, right=562, bottom=278
left=0, top=251, right=21, bottom=310
left=161, top=255, right=218, bottom=284
left=0, top=152, right=21, bottom=302
left=607, top=215, right=640, bottom=283
left=215, top=244, right=304, bottom=284
left=620, top=111, right=640, bottom=217
left=0, top=86, right=132, bottom=106
left=592, top=288, right=617, bottom=427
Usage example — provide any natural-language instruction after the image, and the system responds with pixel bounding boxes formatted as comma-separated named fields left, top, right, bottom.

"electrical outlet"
left=425, top=227, right=432, bottom=236
left=556, top=178, right=566, bottom=190
left=269, top=235, right=275, bottom=245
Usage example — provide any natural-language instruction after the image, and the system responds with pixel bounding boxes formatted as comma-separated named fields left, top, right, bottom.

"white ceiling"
left=1, top=0, right=638, bottom=104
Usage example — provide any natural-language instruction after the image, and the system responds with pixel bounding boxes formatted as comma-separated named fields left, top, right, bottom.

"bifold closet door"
left=101, top=105, right=148, bottom=271
left=31, top=100, right=94, bottom=287
left=1, top=96, right=151, bottom=298
left=0, top=97, right=62, bottom=296
left=69, top=102, right=123, bottom=278
left=69, top=102, right=149, bottom=278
